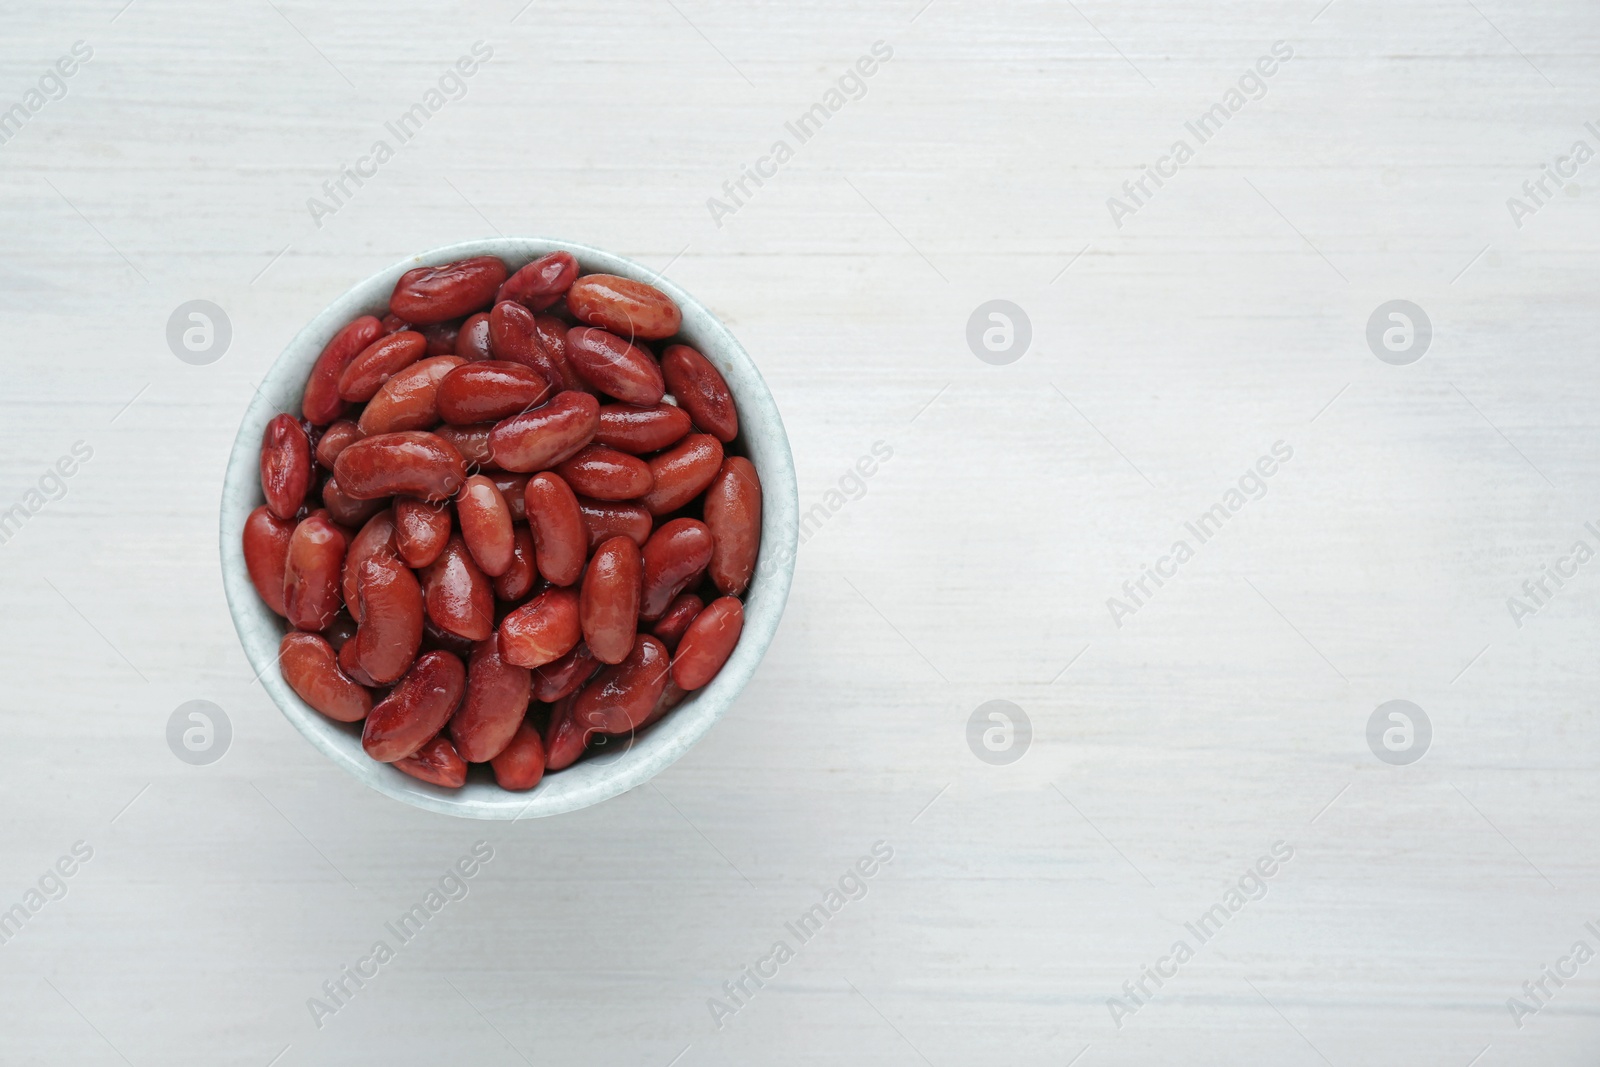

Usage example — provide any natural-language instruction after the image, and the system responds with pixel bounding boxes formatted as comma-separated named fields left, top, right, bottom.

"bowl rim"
left=219, top=237, right=798, bottom=820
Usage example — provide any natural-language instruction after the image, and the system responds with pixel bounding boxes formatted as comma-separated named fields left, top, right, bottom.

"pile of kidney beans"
left=242, top=253, right=762, bottom=791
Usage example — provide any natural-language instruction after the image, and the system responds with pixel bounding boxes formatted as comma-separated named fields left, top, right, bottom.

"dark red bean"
left=243, top=506, right=294, bottom=616
left=261, top=414, right=312, bottom=520
left=339, top=635, right=380, bottom=687
left=357, top=355, right=464, bottom=435
left=437, top=360, right=551, bottom=425
left=594, top=403, right=692, bottom=454
left=394, top=496, right=451, bottom=569
left=703, top=456, right=762, bottom=596
left=672, top=596, right=744, bottom=690
left=651, top=593, right=703, bottom=654
left=320, top=472, right=387, bottom=529
left=433, top=423, right=495, bottom=469
left=283, top=512, right=347, bottom=631
left=581, top=536, right=642, bottom=664
left=456, top=312, right=493, bottom=361
left=489, top=473, right=530, bottom=521
left=492, top=526, right=537, bottom=601
left=543, top=693, right=590, bottom=772
left=394, top=734, right=468, bottom=788
left=450, top=633, right=532, bottom=762
left=362, top=650, right=466, bottom=762
left=639, top=519, right=714, bottom=620
left=353, top=555, right=424, bottom=685
left=420, top=535, right=495, bottom=642
left=334, top=431, right=466, bottom=502
left=488, top=391, right=599, bottom=472
left=567, top=274, right=681, bottom=340
left=496, top=251, right=578, bottom=311
left=531, top=642, right=600, bottom=703
left=532, top=314, right=589, bottom=393
left=498, top=586, right=581, bottom=668
left=490, top=720, right=546, bottom=790
left=576, top=497, right=652, bottom=551
left=342, top=510, right=397, bottom=622
left=315, top=419, right=363, bottom=470
left=573, top=635, right=671, bottom=735
left=555, top=444, right=652, bottom=501
left=456, top=475, right=514, bottom=577
left=638, top=434, right=723, bottom=515
left=338, top=331, right=427, bottom=402
left=662, top=344, right=737, bottom=443
left=303, top=315, right=384, bottom=425
left=389, top=255, right=508, bottom=325
left=566, top=326, right=665, bottom=405
left=280, top=632, right=372, bottom=723
left=523, top=472, right=586, bottom=586
left=421, top=319, right=461, bottom=357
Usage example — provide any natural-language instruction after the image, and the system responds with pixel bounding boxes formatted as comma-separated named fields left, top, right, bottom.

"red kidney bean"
left=320, top=472, right=387, bottom=529
left=555, top=444, right=651, bottom=501
left=434, top=423, right=495, bottom=468
left=637, top=679, right=687, bottom=731
left=342, top=510, right=397, bottom=622
left=389, top=255, right=508, bottom=325
left=456, top=475, right=514, bottom=577
left=673, top=597, right=744, bottom=689
left=594, top=403, right=692, bottom=454
left=576, top=497, right=652, bottom=551
left=394, top=734, right=468, bottom=788
left=566, top=327, right=665, bottom=405
left=492, top=526, right=537, bottom=601
left=358, top=355, right=464, bottom=436
left=662, top=344, right=737, bottom=443
left=533, top=314, right=589, bottom=393
left=490, top=301, right=590, bottom=395
left=523, top=472, right=586, bottom=586
left=421, top=319, right=461, bottom=357
left=488, top=391, right=600, bottom=472
left=280, top=632, right=372, bottom=723
left=420, top=534, right=495, bottom=641
left=362, top=650, right=466, bottom=762
left=573, top=635, right=670, bottom=735
left=352, top=554, right=424, bottom=685
left=531, top=642, right=599, bottom=703
left=334, top=431, right=466, bottom=501
left=703, top=456, right=762, bottom=596
left=449, top=633, right=532, bottom=762
left=283, top=512, right=347, bottom=631
left=639, top=519, right=714, bottom=619
left=651, top=593, right=703, bottom=654
left=437, top=360, right=550, bottom=425
left=315, top=419, right=363, bottom=470
left=567, top=274, right=681, bottom=340
left=581, top=536, right=642, bottom=664
left=490, top=473, right=530, bottom=521
left=338, top=637, right=378, bottom=687
left=393, top=496, right=451, bottom=569
left=456, top=311, right=493, bottom=361
left=381, top=313, right=409, bottom=334
left=243, top=506, right=294, bottom=616
left=303, top=315, right=385, bottom=425
left=261, top=414, right=312, bottom=520
left=639, top=434, right=723, bottom=516
left=496, top=251, right=578, bottom=311
left=498, top=586, right=581, bottom=668
left=338, top=331, right=427, bottom=402
left=543, top=693, right=590, bottom=771
left=423, top=615, right=478, bottom=658
left=490, top=719, right=546, bottom=790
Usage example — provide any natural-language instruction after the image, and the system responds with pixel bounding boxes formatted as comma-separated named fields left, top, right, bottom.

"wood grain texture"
left=1, top=0, right=1598, bottom=1063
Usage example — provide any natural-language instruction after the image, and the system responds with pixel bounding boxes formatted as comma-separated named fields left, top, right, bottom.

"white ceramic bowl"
left=220, top=239, right=798, bottom=819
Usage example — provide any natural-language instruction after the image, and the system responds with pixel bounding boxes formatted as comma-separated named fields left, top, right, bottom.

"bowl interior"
left=220, top=238, right=798, bottom=819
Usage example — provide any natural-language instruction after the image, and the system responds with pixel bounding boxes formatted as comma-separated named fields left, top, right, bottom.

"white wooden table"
left=2, top=1, right=1597, bottom=1063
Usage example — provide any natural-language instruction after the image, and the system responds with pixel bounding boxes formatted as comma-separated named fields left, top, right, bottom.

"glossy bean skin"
left=283, top=512, right=347, bottom=631
left=354, top=555, right=424, bottom=685
left=672, top=596, right=744, bottom=689
left=389, top=255, right=508, bottom=325
left=651, top=593, right=703, bottom=654
left=489, top=300, right=563, bottom=385
left=437, top=360, right=550, bottom=425
left=449, top=633, right=532, bottom=762
left=492, top=526, right=537, bottom=601
left=381, top=313, right=409, bottom=333
left=532, top=642, right=599, bottom=703
left=533, top=314, right=590, bottom=393
left=702, top=456, right=762, bottom=596
left=456, top=312, right=493, bottom=361
left=523, top=472, right=587, bottom=586
left=638, top=679, right=687, bottom=731
left=243, top=506, right=294, bottom=616
left=639, top=519, right=714, bottom=620
left=420, top=535, right=495, bottom=641
left=573, top=635, right=671, bottom=735
left=339, top=635, right=380, bottom=687
left=394, top=734, right=468, bottom=788
left=358, top=355, right=464, bottom=435
left=580, top=536, right=642, bottom=664
left=280, top=632, right=372, bottom=723
left=338, top=330, right=427, bottom=402
left=423, top=616, right=478, bottom=658
left=456, top=475, right=514, bottom=577
left=498, top=586, right=582, bottom=668
left=639, top=434, right=723, bottom=516
left=488, top=391, right=600, bottom=472
left=343, top=510, right=397, bottom=622
left=567, top=274, right=682, bottom=340
left=576, top=497, right=652, bottom=551
left=566, top=327, right=666, bottom=405
left=495, top=251, right=577, bottom=311
left=303, top=315, right=383, bottom=425
left=394, top=496, right=451, bottom=569
left=490, top=473, right=530, bottom=521
left=594, top=403, right=692, bottom=455
left=543, top=693, right=590, bottom=771
left=433, top=423, right=495, bottom=468
left=315, top=419, right=363, bottom=470
left=490, top=720, right=546, bottom=790
left=320, top=473, right=387, bottom=529
left=555, top=444, right=652, bottom=501
left=421, top=319, right=461, bottom=357
left=334, top=431, right=466, bottom=502
left=362, top=653, right=466, bottom=764
left=661, top=344, right=738, bottom=443
left=260, top=414, right=312, bottom=520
